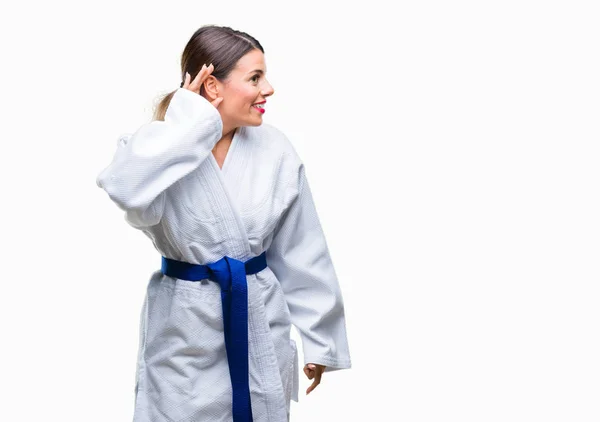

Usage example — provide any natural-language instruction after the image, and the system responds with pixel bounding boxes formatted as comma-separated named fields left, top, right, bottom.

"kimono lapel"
left=206, top=126, right=253, bottom=260
left=205, top=126, right=290, bottom=419
left=211, top=126, right=239, bottom=174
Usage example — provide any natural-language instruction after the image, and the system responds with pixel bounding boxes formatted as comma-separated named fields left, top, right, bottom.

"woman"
left=97, top=25, right=351, bottom=422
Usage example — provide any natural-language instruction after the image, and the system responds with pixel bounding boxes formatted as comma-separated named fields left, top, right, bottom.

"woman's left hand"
left=304, top=363, right=326, bottom=395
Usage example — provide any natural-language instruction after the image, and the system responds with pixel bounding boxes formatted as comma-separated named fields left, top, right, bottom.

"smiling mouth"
left=252, top=104, right=265, bottom=114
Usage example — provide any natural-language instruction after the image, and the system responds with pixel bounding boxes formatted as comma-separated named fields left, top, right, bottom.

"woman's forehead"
left=234, top=50, right=267, bottom=74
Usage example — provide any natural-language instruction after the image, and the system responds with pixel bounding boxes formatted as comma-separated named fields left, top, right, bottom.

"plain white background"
left=1, top=0, right=599, bottom=420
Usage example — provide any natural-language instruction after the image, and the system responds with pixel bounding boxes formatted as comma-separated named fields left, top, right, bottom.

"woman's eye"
left=251, top=75, right=259, bottom=82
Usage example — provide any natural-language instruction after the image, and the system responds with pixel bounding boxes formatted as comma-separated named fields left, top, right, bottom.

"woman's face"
left=214, top=49, right=275, bottom=129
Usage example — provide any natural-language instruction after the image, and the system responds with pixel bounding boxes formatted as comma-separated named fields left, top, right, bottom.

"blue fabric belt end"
left=160, top=252, right=267, bottom=422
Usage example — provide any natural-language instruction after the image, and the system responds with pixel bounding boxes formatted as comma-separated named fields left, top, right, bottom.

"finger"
left=306, top=378, right=319, bottom=395
left=315, top=368, right=323, bottom=385
left=182, top=72, right=191, bottom=89
left=192, top=63, right=214, bottom=90
left=188, top=64, right=206, bottom=92
left=210, top=97, right=223, bottom=108
left=304, top=367, right=314, bottom=380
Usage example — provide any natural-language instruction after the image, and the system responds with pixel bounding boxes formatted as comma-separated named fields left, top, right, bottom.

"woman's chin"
left=247, top=116, right=264, bottom=126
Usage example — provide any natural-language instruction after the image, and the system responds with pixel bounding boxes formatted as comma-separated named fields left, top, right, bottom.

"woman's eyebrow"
left=248, top=69, right=265, bottom=75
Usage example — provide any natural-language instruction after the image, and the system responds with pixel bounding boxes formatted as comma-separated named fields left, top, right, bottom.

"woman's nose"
left=261, top=80, right=275, bottom=97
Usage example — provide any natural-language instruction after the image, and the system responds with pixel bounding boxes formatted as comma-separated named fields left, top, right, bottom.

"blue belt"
left=161, top=252, right=267, bottom=422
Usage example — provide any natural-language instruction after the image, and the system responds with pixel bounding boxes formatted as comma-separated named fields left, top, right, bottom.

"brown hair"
left=152, top=25, right=264, bottom=121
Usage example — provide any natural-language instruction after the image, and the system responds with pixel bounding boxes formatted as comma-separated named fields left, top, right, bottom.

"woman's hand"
left=304, top=363, right=326, bottom=395
left=182, top=64, right=223, bottom=108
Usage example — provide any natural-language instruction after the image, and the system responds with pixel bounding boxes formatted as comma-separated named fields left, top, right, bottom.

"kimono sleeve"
left=266, top=162, right=352, bottom=372
left=96, top=88, right=223, bottom=228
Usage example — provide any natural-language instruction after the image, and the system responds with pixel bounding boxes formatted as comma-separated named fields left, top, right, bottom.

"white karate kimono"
left=96, top=88, right=352, bottom=421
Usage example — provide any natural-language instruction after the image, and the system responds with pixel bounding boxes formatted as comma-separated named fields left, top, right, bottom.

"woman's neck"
left=213, top=127, right=237, bottom=155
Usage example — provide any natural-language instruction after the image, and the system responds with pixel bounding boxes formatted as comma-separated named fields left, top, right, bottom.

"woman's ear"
left=202, top=75, right=219, bottom=100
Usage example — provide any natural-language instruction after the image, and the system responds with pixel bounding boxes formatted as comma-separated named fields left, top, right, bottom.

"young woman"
left=97, top=25, right=351, bottom=422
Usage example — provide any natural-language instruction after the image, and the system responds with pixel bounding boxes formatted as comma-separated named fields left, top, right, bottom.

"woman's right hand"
left=182, top=64, right=223, bottom=108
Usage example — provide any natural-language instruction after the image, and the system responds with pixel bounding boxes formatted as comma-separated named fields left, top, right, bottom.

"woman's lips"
left=253, top=104, right=265, bottom=114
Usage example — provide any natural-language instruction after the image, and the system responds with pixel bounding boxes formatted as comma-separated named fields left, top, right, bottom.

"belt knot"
left=207, top=256, right=240, bottom=292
